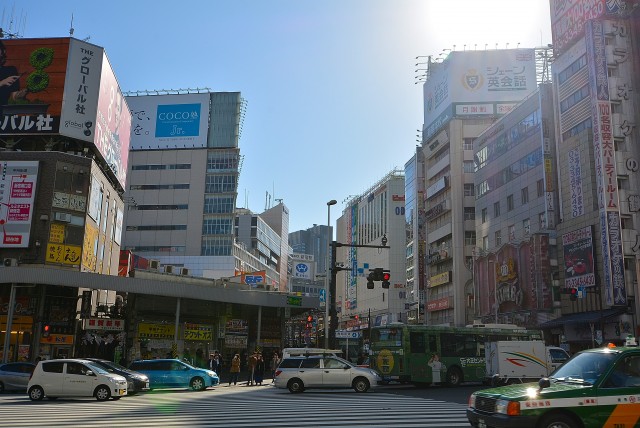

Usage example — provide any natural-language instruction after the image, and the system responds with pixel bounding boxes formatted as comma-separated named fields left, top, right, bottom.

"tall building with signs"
left=418, top=49, right=539, bottom=326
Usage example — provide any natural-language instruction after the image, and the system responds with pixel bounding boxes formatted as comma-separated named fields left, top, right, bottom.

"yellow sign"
left=184, top=323, right=213, bottom=341
left=429, top=271, right=450, bottom=288
left=138, top=323, right=175, bottom=339
left=376, top=349, right=394, bottom=375
left=46, top=244, right=82, bottom=265
left=40, top=334, right=74, bottom=345
left=82, top=223, right=98, bottom=271
left=49, top=223, right=65, bottom=244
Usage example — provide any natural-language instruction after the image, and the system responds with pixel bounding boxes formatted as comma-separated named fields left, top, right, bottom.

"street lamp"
left=325, top=199, right=337, bottom=348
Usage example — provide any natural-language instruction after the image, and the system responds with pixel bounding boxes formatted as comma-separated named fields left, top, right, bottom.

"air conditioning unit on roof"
left=164, top=265, right=174, bottom=274
left=149, top=260, right=159, bottom=270
left=180, top=267, right=190, bottom=276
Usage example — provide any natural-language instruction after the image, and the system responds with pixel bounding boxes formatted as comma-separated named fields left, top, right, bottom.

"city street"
left=0, top=383, right=480, bottom=427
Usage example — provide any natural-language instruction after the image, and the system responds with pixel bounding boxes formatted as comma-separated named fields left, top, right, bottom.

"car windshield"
left=84, top=362, right=110, bottom=375
left=550, top=351, right=618, bottom=385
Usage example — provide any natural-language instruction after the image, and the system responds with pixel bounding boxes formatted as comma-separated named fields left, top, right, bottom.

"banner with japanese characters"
left=184, top=323, right=213, bottom=341
left=0, top=160, right=39, bottom=247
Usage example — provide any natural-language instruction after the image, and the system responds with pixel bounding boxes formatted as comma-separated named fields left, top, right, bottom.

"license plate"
left=478, top=419, right=487, bottom=428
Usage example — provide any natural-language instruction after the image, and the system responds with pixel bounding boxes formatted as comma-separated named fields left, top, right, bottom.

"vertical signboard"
left=586, top=20, right=625, bottom=306
left=568, top=148, right=584, bottom=218
left=347, top=203, right=358, bottom=309
left=0, top=160, right=39, bottom=247
left=562, top=226, right=596, bottom=289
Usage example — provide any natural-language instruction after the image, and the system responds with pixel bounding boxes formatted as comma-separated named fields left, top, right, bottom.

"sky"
left=2, top=1, right=552, bottom=234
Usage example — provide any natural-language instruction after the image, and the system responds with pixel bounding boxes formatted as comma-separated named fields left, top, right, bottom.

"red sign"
left=426, top=297, right=450, bottom=312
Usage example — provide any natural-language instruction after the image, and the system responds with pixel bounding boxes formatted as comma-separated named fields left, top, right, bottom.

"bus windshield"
left=371, top=327, right=403, bottom=345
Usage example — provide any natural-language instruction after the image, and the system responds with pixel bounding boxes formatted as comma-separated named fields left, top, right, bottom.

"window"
left=66, top=362, right=91, bottom=376
left=279, top=359, right=303, bottom=369
left=464, top=207, right=476, bottom=221
left=324, top=358, right=346, bottom=369
left=521, top=187, right=529, bottom=204
left=539, top=212, right=546, bottom=229
left=464, top=184, right=475, bottom=196
left=495, top=230, right=502, bottom=247
left=523, top=218, right=530, bottom=235
left=507, top=194, right=514, bottom=211
left=464, top=231, right=476, bottom=246
left=482, top=235, right=489, bottom=251
left=410, top=332, right=426, bottom=353
left=509, top=225, right=515, bottom=241
left=301, top=359, right=321, bottom=369
left=463, top=138, right=474, bottom=150
left=537, top=179, right=544, bottom=197
left=463, top=161, right=475, bottom=173
left=494, top=201, right=501, bottom=218
left=481, top=208, right=487, bottom=223
left=42, top=362, right=64, bottom=373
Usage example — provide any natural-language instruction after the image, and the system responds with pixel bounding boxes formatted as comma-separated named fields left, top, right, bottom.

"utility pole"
left=328, top=236, right=389, bottom=349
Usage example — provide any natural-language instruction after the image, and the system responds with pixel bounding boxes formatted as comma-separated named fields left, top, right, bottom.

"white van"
left=27, top=359, right=127, bottom=401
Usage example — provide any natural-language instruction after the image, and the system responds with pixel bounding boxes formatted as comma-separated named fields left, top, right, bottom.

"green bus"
left=370, top=323, right=543, bottom=386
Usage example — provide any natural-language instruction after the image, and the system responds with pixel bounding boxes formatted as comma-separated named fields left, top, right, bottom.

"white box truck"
left=485, top=340, right=570, bottom=385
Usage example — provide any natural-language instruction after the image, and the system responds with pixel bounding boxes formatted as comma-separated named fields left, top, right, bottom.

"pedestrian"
left=246, top=352, right=257, bottom=386
left=270, top=352, right=280, bottom=383
left=228, top=353, right=241, bottom=386
left=254, top=353, right=265, bottom=385
left=212, top=350, right=223, bottom=373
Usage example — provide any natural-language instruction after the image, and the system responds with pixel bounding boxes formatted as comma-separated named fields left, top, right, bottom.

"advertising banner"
left=127, top=93, right=210, bottom=150
left=83, top=318, right=125, bottom=331
left=0, top=160, right=39, bottom=247
left=45, top=243, right=81, bottom=265
left=562, top=226, right=596, bottom=289
left=184, top=323, right=213, bottom=341
left=293, top=261, right=313, bottom=279
left=0, top=38, right=70, bottom=135
left=138, top=323, right=175, bottom=339
left=423, top=50, right=536, bottom=140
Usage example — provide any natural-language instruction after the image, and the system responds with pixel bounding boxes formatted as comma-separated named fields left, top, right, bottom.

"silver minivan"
left=274, top=355, right=382, bottom=393
left=27, top=359, right=127, bottom=401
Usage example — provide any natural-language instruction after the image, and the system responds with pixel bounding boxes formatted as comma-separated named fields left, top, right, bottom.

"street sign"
left=335, top=330, right=362, bottom=339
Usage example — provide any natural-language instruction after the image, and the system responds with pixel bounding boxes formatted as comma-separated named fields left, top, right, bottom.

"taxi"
left=467, top=336, right=640, bottom=428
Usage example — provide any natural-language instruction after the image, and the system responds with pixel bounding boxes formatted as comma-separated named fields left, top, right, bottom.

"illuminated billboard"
left=1, top=38, right=131, bottom=189
left=422, top=49, right=537, bottom=140
left=0, top=160, right=39, bottom=248
left=126, top=93, right=211, bottom=150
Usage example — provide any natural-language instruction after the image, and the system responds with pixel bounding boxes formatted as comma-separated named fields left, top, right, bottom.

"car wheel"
left=539, top=412, right=580, bottom=428
left=28, top=386, right=44, bottom=401
left=353, top=377, right=370, bottom=393
left=190, top=377, right=206, bottom=391
left=446, top=367, right=463, bottom=387
left=287, top=378, right=304, bottom=393
left=94, top=385, right=111, bottom=401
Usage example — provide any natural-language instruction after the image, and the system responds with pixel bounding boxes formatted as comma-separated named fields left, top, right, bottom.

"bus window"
left=441, top=334, right=478, bottom=357
left=427, top=335, right=437, bottom=354
left=410, top=332, right=425, bottom=353
left=371, top=328, right=401, bottom=344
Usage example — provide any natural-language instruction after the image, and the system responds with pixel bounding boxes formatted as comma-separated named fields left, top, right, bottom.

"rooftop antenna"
left=69, top=13, right=74, bottom=36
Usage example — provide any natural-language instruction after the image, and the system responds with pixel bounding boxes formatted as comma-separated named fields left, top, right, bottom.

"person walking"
left=246, top=352, right=257, bottom=386
left=228, top=353, right=241, bottom=386
left=270, top=352, right=280, bottom=383
left=254, top=353, right=265, bottom=385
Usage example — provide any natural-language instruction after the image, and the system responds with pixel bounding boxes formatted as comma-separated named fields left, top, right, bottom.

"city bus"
left=370, top=323, right=542, bottom=386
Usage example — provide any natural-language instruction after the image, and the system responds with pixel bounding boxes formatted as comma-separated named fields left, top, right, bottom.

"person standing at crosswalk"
left=228, top=354, right=241, bottom=386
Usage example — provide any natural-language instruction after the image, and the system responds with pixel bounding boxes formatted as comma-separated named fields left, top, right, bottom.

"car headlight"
left=468, top=394, right=476, bottom=409
left=207, top=370, right=217, bottom=377
left=369, top=370, right=381, bottom=378
left=495, top=399, right=520, bottom=416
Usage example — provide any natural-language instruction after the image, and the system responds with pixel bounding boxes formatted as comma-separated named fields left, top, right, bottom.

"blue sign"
left=319, top=289, right=326, bottom=302
left=155, top=103, right=201, bottom=138
left=296, top=263, right=308, bottom=273
left=244, top=275, right=264, bottom=285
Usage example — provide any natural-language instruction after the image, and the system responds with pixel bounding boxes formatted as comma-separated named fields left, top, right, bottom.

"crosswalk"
left=0, top=386, right=470, bottom=427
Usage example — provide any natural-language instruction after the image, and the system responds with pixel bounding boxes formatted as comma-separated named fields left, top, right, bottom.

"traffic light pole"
left=328, top=239, right=389, bottom=349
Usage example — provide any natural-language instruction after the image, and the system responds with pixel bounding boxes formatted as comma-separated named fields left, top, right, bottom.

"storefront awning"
left=539, top=308, right=627, bottom=329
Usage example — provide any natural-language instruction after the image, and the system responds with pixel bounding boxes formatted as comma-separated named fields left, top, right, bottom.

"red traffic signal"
left=382, top=270, right=391, bottom=289
left=307, top=315, right=313, bottom=323
left=43, top=324, right=51, bottom=337
left=570, top=287, right=578, bottom=301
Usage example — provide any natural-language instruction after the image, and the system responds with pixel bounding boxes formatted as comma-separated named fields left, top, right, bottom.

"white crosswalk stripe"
left=0, top=386, right=470, bottom=427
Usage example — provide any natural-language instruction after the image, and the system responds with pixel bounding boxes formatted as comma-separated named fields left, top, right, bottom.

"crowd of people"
left=192, top=349, right=282, bottom=386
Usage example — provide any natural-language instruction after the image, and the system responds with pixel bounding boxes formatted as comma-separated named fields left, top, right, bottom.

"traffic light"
left=43, top=324, right=51, bottom=337
left=367, top=272, right=375, bottom=289
left=382, top=271, right=391, bottom=289
left=373, top=267, right=384, bottom=281
left=354, top=315, right=359, bottom=322
left=570, top=287, right=578, bottom=301
left=307, top=315, right=313, bottom=323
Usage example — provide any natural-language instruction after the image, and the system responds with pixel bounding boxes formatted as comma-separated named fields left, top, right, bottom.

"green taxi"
left=467, top=338, right=640, bottom=428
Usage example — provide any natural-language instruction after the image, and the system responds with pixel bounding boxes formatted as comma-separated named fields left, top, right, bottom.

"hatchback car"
left=274, top=355, right=382, bottom=393
left=27, top=359, right=127, bottom=401
left=129, top=359, right=219, bottom=391
left=0, top=362, right=36, bottom=393
left=84, top=358, right=150, bottom=394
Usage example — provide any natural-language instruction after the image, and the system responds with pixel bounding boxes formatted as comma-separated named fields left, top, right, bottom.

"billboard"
left=423, top=49, right=537, bottom=140
left=1, top=38, right=131, bottom=189
left=126, top=93, right=211, bottom=150
left=562, top=226, right=596, bottom=289
left=550, top=0, right=624, bottom=55
left=0, top=160, right=39, bottom=247
left=0, top=38, right=70, bottom=135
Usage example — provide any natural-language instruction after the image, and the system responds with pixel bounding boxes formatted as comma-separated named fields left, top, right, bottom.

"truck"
left=485, top=340, right=570, bottom=385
